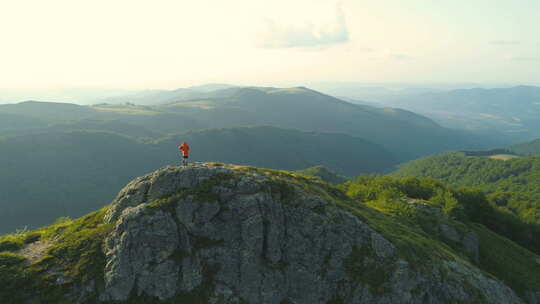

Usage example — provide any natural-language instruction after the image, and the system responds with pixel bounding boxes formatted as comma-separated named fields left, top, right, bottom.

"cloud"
left=358, top=47, right=377, bottom=53
left=489, top=40, right=520, bottom=46
left=258, top=3, right=349, bottom=49
left=366, top=49, right=414, bottom=61
left=390, top=54, right=414, bottom=61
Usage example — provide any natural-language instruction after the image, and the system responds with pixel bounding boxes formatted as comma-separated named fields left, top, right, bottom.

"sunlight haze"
left=1, top=0, right=539, bottom=89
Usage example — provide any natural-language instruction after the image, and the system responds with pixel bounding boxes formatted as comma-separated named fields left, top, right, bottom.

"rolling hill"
left=0, top=85, right=512, bottom=233
left=373, top=86, right=540, bottom=142
left=0, top=126, right=397, bottom=234
left=143, top=86, right=509, bottom=160
left=295, top=165, right=348, bottom=184
left=99, top=83, right=237, bottom=105
left=391, top=151, right=540, bottom=254
left=0, top=86, right=505, bottom=161
left=510, top=137, right=540, bottom=156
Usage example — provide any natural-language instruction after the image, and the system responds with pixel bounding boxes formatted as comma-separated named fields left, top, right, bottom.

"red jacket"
left=178, top=142, right=190, bottom=157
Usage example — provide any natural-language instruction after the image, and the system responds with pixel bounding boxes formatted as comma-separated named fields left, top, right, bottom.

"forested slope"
left=0, top=126, right=396, bottom=234
left=391, top=152, right=540, bottom=253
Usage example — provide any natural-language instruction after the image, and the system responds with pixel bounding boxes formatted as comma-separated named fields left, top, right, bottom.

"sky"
left=0, top=0, right=539, bottom=89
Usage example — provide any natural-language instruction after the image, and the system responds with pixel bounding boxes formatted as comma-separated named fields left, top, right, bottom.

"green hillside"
left=377, top=85, right=540, bottom=142
left=510, top=138, right=540, bottom=156
left=391, top=152, right=540, bottom=254
left=100, top=83, right=236, bottom=105
left=392, top=152, right=540, bottom=202
left=150, top=86, right=500, bottom=160
left=295, top=165, right=348, bottom=184
left=0, top=101, right=98, bottom=121
left=0, top=126, right=396, bottom=234
left=339, top=174, right=540, bottom=296
left=0, top=113, right=48, bottom=132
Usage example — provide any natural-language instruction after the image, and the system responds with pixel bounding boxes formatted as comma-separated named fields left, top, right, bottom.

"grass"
left=487, top=154, right=521, bottom=161
left=295, top=165, right=348, bottom=184
left=0, top=252, right=26, bottom=266
left=0, top=231, right=42, bottom=252
left=0, top=207, right=113, bottom=303
left=92, top=105, right=160, bottom=115
left=163, top=101, right=215, bottom=110
left=472, top=223, right=540, bottom=296
left=344, top=245, right=393, bottom=295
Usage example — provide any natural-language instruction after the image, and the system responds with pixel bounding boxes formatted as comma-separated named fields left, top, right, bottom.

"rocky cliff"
left=0, top=163, right=538, bottom=303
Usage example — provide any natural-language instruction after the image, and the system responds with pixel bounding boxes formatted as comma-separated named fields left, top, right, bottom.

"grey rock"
left=439, top=223, right=461, bottom=243
left=97, top=163, right=525, bottom=303
left=101, top=205, right=180, bottom=301
left=104, top=165, right=231, bottom=223
left=439, top=223, right=480, bottom=263
left=526, top=292, right=540, bottom=304
left=371, top=231, right=395, bottom=259
left=462, top=232, right=480, bottom=263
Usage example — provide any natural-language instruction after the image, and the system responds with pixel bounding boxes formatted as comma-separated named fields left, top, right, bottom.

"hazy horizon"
left=2, top=81, right=540, bottom=105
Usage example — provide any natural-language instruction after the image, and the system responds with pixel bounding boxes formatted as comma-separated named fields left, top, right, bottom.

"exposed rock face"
left=439, top=223, right=480, bottom=263
left=101, top=206, right=180, bottom=300
left=96, top=163, right=526, bottom=303
left=526, top=292, right=540, bottom=304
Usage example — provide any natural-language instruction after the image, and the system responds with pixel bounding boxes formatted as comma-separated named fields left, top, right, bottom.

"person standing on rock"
left=178, top=142, right=190, bottom=166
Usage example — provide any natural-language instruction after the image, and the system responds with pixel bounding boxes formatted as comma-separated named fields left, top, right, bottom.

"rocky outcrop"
left=97, top=164, right=524, bottom=303
left=526, top=292, right=540, bottom=304
left=407, top=200, right=480, bottom=263
left=439, top=223, right=480, bottom=263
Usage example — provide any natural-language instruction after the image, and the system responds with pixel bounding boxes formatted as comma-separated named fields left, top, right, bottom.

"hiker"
left=178, top=142, right=190, bottom=166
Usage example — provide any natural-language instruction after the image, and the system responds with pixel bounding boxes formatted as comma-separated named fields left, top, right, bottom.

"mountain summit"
left=0, top=163, right=537, bottom=303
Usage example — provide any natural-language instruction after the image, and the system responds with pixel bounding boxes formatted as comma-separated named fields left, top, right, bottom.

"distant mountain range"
left=509, top=137, right=540, bottom=156
left=352, top=86, right=540, bottom=142
left=0, top=88, right=136, bottom=105
left=2, top=84, right=540, bottom=303
left=0, top=85, right=511, bottom=233
left=0, top=86, right=506, bottom=160
left=99, top=83, right=237, bottom=105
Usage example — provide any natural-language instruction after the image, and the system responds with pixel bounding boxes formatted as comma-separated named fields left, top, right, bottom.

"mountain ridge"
left=1, top=163, right=538, bottom=303
left=0, top=85, right=505, bottom=161
left=0, top=126, right=397, bottom=234
left=371, top=85, right=540, bottom=142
